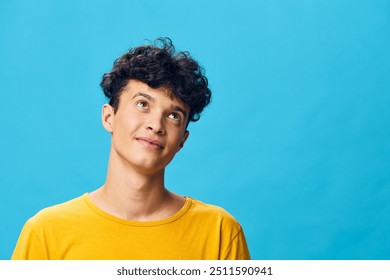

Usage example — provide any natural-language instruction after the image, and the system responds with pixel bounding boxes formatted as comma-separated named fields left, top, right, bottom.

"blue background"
left=1, top=0, right=389, bottom=260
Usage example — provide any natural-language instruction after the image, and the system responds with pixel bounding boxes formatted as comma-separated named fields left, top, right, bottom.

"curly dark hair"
left=100, top=38, right=211, bottom=123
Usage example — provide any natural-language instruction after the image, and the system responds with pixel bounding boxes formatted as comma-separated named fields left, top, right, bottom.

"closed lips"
left=136, top=137, right=164, bottom=149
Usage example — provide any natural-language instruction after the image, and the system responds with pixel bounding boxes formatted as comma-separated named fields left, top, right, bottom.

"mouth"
left=135, top=137, right=164, bottom=150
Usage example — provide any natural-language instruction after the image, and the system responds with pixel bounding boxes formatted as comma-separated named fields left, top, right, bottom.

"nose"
left=146, top=113, right=165, bottom=135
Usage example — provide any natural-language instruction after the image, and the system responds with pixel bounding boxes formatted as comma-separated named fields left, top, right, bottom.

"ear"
left=178, top=130, right=190, bottom=151
left=102, top=104, right=114, bottom=133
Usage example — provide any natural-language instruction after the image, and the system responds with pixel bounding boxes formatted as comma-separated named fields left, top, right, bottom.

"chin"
left=131, top=158, right=166, bottom=173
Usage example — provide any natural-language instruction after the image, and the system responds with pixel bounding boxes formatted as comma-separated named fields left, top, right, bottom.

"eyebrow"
left=132, top=92, right=154, bottom=101
left=132, top=92, right=188, bottom=120
left=171, top=105, right=188, bottom=120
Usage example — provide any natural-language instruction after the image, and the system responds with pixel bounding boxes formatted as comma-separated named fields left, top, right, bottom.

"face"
left=102, top=80, right=190, bottom=175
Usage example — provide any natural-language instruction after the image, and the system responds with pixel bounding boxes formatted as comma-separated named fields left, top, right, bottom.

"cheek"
left=111, top=123, right=134, bottom=150
left=168, top=132, right=186, bottom=150
left=114, top=112, right=142, bottom=133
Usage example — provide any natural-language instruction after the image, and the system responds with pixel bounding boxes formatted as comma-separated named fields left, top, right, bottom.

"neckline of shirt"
left=82, top=193, right=193, bottom=227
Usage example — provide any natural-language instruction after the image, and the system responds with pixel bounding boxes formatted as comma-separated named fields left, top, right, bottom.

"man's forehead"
left=124, top=80, right=189, bottom=109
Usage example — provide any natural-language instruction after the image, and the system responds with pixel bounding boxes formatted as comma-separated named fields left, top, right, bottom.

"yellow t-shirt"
left=12, top=194, right=250, bottom=260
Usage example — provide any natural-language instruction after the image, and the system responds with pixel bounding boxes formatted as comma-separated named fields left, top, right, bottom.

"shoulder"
left=184, top=198, right=250, bottom=259
left=186, top=197, right=243, bottom=232
left=188, top=198, right=234, bottom=217
left=27, top=194, right=87, bottom=228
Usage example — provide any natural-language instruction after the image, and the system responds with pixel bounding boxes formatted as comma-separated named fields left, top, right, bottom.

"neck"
left=89, top=146, right=184, bottom=221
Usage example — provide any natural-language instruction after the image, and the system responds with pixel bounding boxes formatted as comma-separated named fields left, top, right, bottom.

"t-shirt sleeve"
left=222, top=227, right=251, bottom=260
left=12, top=219, right=48, bottom=260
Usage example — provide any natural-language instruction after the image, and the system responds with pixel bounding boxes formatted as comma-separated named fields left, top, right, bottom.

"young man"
left=12, top=38, right=250, bottom=260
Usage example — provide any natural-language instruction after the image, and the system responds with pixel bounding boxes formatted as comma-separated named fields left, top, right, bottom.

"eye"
left=168, top=112, right=181, bottom=122
left=136, top=101, right=148, bottom=109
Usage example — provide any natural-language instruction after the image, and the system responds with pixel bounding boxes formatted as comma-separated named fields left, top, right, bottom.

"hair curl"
left=100, top=38, right=211, bottom=123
